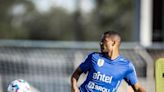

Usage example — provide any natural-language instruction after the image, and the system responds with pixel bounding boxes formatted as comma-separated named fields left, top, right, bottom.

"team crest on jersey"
left=97, top=58, right=104, bottom=67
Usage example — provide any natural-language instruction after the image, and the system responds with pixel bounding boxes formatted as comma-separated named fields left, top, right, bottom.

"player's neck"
left=108, top=49, right=120, bottom=60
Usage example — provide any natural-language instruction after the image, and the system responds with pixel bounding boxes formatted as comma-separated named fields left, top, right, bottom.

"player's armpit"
left=131, top=83, right=146, bottom=92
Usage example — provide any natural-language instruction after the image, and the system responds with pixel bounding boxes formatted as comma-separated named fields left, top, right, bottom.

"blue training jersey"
left=79, top=52, right=138, bottom=92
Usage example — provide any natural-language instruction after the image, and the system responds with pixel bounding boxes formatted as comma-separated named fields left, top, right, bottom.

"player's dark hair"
left=100, top=31, right=121, bottom=53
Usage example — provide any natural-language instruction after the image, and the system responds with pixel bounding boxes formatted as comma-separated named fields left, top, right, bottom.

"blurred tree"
left=73, top=0, right=84, bottom=41
left=0, top=0, right=35, bottom=39
left=0, top=0, right=14, bottom=38
left=89, top=0, right=135, bottom=41
left=0, top=0, right=135, bottom=41
left=23, top=7, right=75, bottom=40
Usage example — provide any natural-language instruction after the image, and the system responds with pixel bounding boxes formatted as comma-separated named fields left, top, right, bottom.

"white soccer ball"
left=8, top=79, right=31, bottom=92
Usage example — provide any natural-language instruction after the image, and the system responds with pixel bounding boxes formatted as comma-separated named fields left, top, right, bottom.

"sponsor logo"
left=93, top=72, right=113, bottom=84
left=87, top=81, right=110, bottom=92
left=97, top=59, right=104, bottom=67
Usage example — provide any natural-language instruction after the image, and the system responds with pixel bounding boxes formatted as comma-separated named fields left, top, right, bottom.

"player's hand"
left=71, top=87, right=80, bottom=92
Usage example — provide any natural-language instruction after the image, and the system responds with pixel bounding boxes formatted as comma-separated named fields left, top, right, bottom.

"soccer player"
left=71, top=31, right=146, bottom=92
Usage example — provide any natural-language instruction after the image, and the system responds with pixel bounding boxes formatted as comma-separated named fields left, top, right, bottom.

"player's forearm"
left=71, top=76, right=79, bottom=89
left=71, top=73, right=81, bottom=92
left=71, top=67, right=82, bottom=92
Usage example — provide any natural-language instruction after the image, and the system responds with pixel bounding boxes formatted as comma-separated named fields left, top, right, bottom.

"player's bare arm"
left=71, top=67, right=82, bottom=92
left=132, top=83, right=146, bottom=92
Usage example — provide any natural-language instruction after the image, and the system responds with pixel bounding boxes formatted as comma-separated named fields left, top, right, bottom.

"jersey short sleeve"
left=79, top=53, right=92, bottom=73
left=124, top=62, right=138, bottom=85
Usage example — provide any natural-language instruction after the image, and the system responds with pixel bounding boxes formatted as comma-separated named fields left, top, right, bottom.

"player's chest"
left=91, top=58, right=127, bottom=80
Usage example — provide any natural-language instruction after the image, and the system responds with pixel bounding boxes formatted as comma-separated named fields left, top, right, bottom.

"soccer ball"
left=8, top=79, right=31, bottom=92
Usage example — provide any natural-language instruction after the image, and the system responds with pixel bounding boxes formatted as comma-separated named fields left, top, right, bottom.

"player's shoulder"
left=118, top=56, right=132, bottom=64
left=118, top=56, right=135, bottom=71
left=88, top=52, right=102, bottom=58
left=88, top=52, right=102, bottom=59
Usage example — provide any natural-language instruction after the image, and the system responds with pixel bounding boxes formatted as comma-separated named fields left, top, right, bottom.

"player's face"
left=103, top=37, right=114, bottom=52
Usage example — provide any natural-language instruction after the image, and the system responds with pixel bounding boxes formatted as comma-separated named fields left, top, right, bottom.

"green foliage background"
left=0, top=0, right=135, bottom=41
